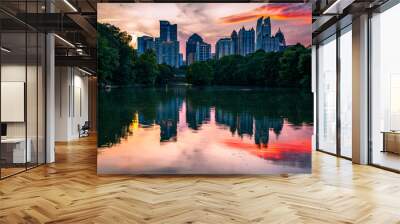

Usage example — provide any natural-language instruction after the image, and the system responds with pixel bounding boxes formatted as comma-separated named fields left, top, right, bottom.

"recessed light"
left=54, top=34, right=75, bottom=48
left=1, top=47, right=11, bottom=53
left=63, top=0, right=78, bottom=12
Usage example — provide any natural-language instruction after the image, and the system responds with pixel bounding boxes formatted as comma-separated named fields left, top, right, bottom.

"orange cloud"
left=223, top=138, right=311, bottom=161
left=219, top=3, right=311, bottom=25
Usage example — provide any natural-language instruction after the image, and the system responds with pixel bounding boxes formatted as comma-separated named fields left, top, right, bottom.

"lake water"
left=97, top=86, right=313, bottom=174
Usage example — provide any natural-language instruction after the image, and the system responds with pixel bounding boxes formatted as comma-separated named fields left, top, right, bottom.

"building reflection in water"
left=98, top=87, right=313, bottom=174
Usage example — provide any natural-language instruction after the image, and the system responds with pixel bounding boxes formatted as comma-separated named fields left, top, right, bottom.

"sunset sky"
left=98, top=3, right=311, bottom=60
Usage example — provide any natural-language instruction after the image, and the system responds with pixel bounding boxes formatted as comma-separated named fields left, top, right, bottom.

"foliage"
left=98, top=23, right=173, bottom=86
left=135, top=50, right=159, bottom=85
left=98, top=22, right=311, bottom=88
left=156, top=64, right=175, bottom=84
left=97, top=23, right=135, bottom=85
left=185, top=44, right=311, bottom=88
left=186, top=62, right=213, bottom=85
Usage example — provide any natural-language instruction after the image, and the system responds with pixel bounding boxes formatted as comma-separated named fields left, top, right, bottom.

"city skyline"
left=98, top=3, right=311, bottom=60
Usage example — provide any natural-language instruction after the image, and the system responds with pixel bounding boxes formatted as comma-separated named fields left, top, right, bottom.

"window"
left=317, top=35, right=337, bottom=154
left=339, top=26, right=352, bottom=158
left=0, top=2, right=46, bottom=179
left=370, top=3, right=400, bottom=171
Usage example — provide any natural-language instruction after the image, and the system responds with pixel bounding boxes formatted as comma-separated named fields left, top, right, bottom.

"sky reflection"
left=98, top=91, right=312, bottom=175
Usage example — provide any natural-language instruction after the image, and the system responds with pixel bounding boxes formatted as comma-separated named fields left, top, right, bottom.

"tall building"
left=237, top=27, right=255, bottom=56
left=178, top=53, right=184, bottom=67
left=152, top=20, right=180, bottom=67
left=186, top=33, right=203, bottom=65
left=195, top=41, right=211, bottom=62
left=186, top=33, right=211, bottom=64
left=216, top=38, right=234, bottom=59
left=256, top=16, right=286, bottom=52
left=231, top=30, right=239, bottom=55
left=159, top=41, right=180, bottom=67
left=256, top=17, right=271, bottom=50
left=159, top=20, right=177, bottom=41
left=137, top=36, right=154, bottom=55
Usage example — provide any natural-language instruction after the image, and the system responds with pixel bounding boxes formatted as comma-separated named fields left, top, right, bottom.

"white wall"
left=55, top=67, right=89, bottom=141
left=1, top=63, right=46, bottom=164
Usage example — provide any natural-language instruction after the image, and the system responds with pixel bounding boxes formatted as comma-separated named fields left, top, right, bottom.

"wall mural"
left=97, top=3, right=312, bottom=174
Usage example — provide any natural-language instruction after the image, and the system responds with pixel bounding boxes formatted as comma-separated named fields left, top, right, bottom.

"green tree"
left=214, top=55, right=244, bottom=85
left=262, top=51, right=281, bottom=87
left=244, top=51, right=266, bottom=85
left=186, top=62, right=213, bottom=85
left=98, top=23, right=137, bottom=86
left=135, top=50, right=159, bottom=85
left=156, top=63, right=174, bottom=84
left=279, top=44, right=306, bottom=87
left=97, top=35, right=119, bottom=85
left=298, top=49, right=311, bottom=88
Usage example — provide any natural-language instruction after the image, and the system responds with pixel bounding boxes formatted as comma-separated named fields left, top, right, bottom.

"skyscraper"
left=186, top=33, right=211, bottom=64
left=195, top=41, right=211, bottom=62
left=186, top=33, right=203, bottom=65
left=155, top=20, right=180, bottom=67
left=159, top=41, right=180, bottom=67
left=238, top=27, right=255, bottom=56
left=178, top=53, right=184, bottom=67
left=216, top=38, right=234, bottom=59
left=231, top=30, right=239, bottom=55
left=256, top=16, right=286, bottom=52
left=137, top=36, right=154, bottom=55
left=160, top=20, right=177, bottom=41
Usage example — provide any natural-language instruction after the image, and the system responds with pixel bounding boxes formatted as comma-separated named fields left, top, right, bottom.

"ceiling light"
left=78, top=67, right=92, bottom=76
left=322, top=0, right=355, bottom=15
left=63, top=0, right=78, bottom=12
left=1, top=47, right=11, bottom=53
left=54, top=34, right=75, bottom=48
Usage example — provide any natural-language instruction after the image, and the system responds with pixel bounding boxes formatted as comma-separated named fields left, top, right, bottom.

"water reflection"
left=98, top=86, right=313, bottom=174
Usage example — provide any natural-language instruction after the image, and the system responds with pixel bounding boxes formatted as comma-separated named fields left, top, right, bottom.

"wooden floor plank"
left=0, top=135, right=400, bottom=223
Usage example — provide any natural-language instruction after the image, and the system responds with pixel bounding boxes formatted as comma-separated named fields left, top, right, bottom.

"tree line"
left=98, top=22, right=311, bottom=88
left=98, top=23, right=174, bottom=86
left=186, top=45, right=311, bottom=88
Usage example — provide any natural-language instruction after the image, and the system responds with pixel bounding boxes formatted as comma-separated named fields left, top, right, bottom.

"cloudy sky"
left=98, top=3, right=311, bottom=60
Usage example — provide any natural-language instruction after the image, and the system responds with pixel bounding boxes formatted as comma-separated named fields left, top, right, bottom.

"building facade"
left=137, top=36, right=154, bottom=55
left=256, top=16, right=286, bottom=52
left=159, top=41, right=180, bottom=68
left=138, top=20, right=180, bottom=68
left=237, top=27, right=255, bottom=56
left=195, top=42, right=211, bottom=62
left=186, top=33, right=211, bottom=64
left=216, top=38, right=234, bottom=59
left=160, top=20, right=177, bottom=42
left=231, top=30, right=239, bottom=55
left=186, top=33, right=203, bottom=65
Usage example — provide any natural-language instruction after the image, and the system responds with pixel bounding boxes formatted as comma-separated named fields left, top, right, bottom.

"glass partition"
left=317, top=35, right=337, bottom=154
left=0, top=1, right=46, bottom=179
left=370, top=3, right=400, bottom=171
left=1, top=31, right=28, bottom=177
left=27, top=31, right=38, bottom=169
left=339, top=26, right=352, bottom=158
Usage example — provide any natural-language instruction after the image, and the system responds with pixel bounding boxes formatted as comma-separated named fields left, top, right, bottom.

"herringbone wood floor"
left=1, top=135, right=400, bottom=224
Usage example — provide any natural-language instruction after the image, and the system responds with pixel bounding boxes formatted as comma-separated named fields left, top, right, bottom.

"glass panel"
left=371, top=4, right=400, bottom=171
left=339, top=27, right=352, bottom=158
left=317, top=35, right=337, bottom=154
left=27, top=31, right=38, bottom=169
left=38, top=32, right=45, bottom=165
left=1, top=31, right=27, bottom=177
